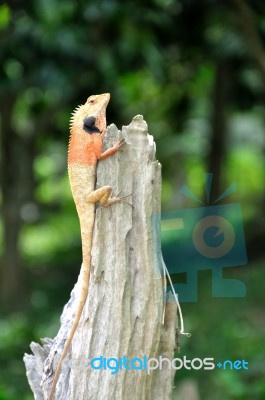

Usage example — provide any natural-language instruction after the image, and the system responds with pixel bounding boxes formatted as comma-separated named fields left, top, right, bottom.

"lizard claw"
left=107, top=192, right=134, bottom=208
left=117, top=138, right=127, bottom=149
left=119, top=193, right=134, bottom=208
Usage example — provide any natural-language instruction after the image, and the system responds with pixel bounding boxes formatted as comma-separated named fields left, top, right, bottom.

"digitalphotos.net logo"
left=88, top=355, right=249, bottom=375
left=160, top=173, right=248, bottom=302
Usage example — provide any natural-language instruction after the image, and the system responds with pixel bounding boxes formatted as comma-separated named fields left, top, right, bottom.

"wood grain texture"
left=24, top=115, right=178, bottom=400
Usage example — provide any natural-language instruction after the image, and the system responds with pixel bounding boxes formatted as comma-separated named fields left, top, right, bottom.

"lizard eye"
left=83, top=116, right=100, bottom=134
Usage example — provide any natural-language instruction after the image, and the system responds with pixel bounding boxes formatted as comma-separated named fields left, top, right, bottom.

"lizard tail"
left=48, top=258, right=91, bottom=400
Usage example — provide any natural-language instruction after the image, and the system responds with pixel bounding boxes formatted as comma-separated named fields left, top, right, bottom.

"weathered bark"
left=24, top=115, right=178, bottom=400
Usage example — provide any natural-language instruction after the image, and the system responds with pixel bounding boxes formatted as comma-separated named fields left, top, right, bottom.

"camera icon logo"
left=192, top=214, right=235, bottom=259
left=161, top=174, right=248, bottom=302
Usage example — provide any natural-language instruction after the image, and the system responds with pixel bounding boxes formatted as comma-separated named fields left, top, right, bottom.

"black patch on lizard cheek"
left=83, top=116, right=100, bottom=134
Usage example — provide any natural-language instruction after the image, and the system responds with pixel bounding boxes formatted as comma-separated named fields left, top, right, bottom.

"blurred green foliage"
left=0, top=0, right=264, bottom=399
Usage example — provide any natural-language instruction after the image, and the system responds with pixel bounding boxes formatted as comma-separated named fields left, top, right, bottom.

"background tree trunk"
left=0, top=96, right=25, bottom=311
left=207, top=60, right=231, bottom=201
left=24, top=116, right=178, bottom=400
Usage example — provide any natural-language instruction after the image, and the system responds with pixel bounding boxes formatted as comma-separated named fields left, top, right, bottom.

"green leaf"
left=0, top=4, right=10, bottom=29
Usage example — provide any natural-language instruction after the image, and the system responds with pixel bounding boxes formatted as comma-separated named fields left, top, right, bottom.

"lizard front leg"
left=97, top=138, right=126, bottom=160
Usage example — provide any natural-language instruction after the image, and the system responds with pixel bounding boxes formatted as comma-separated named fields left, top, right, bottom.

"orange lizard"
left=49, top=93, right=124, bottom=399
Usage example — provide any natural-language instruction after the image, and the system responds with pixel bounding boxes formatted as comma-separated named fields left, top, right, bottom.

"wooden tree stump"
left=24, top=115, right=178, bottom=400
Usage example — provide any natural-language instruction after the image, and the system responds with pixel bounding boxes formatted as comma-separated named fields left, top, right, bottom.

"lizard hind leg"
left=86, top=186, right=120, bottom=207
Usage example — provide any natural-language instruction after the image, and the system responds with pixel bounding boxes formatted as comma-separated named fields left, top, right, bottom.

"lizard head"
left=70, top=93, right=110, bottom=136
